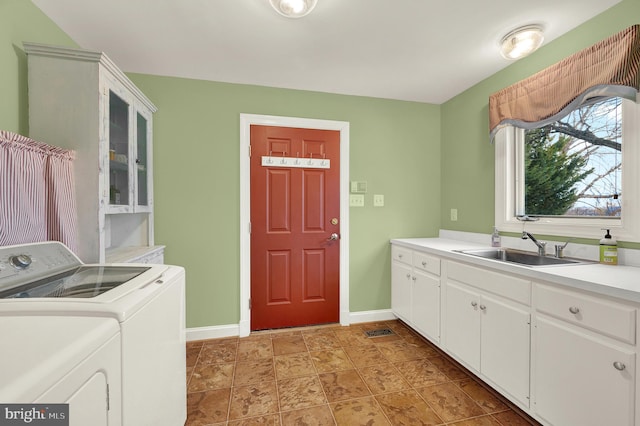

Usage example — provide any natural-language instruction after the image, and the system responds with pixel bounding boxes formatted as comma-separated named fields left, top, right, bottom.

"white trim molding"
left=348, top=309, right=397, bottom=324
left=494, top=95, right=640, bottom=243
left=186, top=310, right=397, bottom=342
left=239, top=114, right=351, bottom=337
left=186, top=324, right=240, bottom=342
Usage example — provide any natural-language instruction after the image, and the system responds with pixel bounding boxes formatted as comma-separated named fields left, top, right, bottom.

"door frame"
left=239, top=114, right=350, bottom=337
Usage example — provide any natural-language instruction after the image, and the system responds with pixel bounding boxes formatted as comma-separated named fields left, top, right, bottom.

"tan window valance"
left=489, top=25, right=640, bottom=139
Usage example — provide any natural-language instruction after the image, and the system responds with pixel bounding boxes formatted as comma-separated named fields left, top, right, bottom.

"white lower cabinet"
left=391, top=256, right=412, bottom=322
left=444, top=281, right=481, bottom=369
left=390, top=240, right=640, bottom=426
left=412, top=268, right=441, bottom=342
left=533, top=283, right=637, bottom=426
left=391, top=245, right=441, bottom=342
left=444, top=277, right=531, bottom=407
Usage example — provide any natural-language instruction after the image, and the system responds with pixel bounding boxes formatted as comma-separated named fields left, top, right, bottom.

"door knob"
left=327, top=233, right=340, bottom=241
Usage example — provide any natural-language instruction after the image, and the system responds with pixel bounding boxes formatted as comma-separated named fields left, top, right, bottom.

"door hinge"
left=106, top=383, right=110, bottom=410
left=249, top=298, right=252, bottom=309
left=248, top=145, right=252, bottom=157
left=248, top=222, right=251, bottom=234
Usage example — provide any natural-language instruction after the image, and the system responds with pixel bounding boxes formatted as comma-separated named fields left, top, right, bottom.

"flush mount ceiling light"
left=269, top=0, right=318, bottom=18
left=500, top=25, right=544, bottom=60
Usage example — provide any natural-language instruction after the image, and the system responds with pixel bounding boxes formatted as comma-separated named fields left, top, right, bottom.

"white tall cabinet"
left=24, top=43, right=163, bottom=263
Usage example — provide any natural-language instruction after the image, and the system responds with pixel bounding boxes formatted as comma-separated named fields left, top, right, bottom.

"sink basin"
left=454, top=248, right=590, bottom=267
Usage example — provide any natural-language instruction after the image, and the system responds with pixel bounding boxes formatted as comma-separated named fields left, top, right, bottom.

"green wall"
left=125, top=76, right=441, bottom=327
left=0, top=0, right=77, bottom=134
left=440, top=0, right=640, bottom=239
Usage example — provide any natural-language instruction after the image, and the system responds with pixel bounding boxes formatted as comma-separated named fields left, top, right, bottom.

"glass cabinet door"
left=109, top=90, right=130, bottom=207
left=136, top=112, right=149, bottom=207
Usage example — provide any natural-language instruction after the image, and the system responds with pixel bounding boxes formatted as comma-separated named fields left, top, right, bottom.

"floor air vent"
left=364, top=328, right=395, bottom=338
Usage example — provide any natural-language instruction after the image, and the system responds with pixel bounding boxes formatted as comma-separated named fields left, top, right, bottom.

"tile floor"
left=185, top=320, right=541, bottom=425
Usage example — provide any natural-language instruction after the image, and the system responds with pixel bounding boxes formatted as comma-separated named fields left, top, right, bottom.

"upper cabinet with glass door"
left=25, top=42, right=159, bottom=264
left=105, top=77, right=154, bottom=214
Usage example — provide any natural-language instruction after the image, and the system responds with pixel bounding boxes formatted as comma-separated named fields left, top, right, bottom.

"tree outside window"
left=523, top=97, right=622, bottom=218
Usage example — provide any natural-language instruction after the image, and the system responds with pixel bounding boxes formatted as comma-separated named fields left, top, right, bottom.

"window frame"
left=494, top=95, right=640, bottom=242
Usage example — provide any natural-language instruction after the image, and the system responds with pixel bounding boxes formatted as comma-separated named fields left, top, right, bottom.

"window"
left=522, top=97, right=622, bottom=218
left=495, top=95, right=640, bottom=242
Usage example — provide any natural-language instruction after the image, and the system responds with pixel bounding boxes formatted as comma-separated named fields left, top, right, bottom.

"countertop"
left=391, top=238, right=640, bottom=304
left=105, top=245, right=165, bottom=263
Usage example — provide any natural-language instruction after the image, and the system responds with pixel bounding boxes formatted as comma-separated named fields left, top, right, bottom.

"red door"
left=250, top=125, right=340, bottom=330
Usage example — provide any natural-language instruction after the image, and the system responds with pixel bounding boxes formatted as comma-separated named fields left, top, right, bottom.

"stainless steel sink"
left=454, top=248, right=590, bottom=267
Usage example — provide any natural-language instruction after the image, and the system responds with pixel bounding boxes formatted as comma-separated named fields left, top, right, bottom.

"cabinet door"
left=480, top=294, right=530, bottom=407
left=134, top=105, right=153, bottom=213
left=534, top=316, right=635, bottom=426
left=412, top=269, right=439, bottom=342
left=391, top=261, right=412, bottom=323
left=107, top=88, right=133, bottom=212
left=444, top=281, right=480, bottom=371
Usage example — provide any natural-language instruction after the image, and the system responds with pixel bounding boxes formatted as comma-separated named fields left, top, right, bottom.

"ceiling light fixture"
left=269, top=0, right=317, bottom=18
left=500, top=25, right=544, bottom=60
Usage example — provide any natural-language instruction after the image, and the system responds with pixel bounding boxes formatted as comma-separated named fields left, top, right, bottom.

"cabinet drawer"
left=535, top=283, right=636, bottom=344
left=391, top=245, right=412, bottom=266
left=447, top=261, right=530, bottom=306
left=413, top=252, right=440, bottom=276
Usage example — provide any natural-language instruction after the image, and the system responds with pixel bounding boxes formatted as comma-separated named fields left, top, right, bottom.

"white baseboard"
left=186, top=324, right=240, bottom=342
left=186, top=309, right=397, bottom=341
left=348, top=309, right=396, bottom=324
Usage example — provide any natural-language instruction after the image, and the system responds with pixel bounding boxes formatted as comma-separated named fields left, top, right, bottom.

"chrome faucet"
left=522, top=232, right=547, bottom=256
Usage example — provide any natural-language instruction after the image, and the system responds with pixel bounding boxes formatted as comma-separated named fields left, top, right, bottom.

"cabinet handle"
left=412, top=276, right=417, bottom=281
left=613, top=361, right=626, bottom=371
left=421, top=261, right=427, bottom=267
left=398, top=254, right=403, bottom=259
left=479, top=304, right=487, bottom=311
left=569, top=306, right=580, bottom=314
left=471, top=301, right=478, bottom=307
left=406, top=273, right=411, bottom=279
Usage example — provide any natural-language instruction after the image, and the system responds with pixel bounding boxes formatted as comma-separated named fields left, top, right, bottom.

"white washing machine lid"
left=0, top=242, right=175, bottom=322
left=0, top=265, right=151, bottom=299
left=0, top=315, right=119, bottom=402
left=0, top=264, right=172, bottom=321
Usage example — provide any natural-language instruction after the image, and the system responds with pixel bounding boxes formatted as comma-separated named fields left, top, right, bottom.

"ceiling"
left=31, top=0, right=621, bottom=104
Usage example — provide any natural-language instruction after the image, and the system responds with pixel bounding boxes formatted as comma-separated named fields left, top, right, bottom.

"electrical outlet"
left=451, top=208, right=458, bottom=221
left=350, top=194, right=365, bottom=207
left=373, top=194, right=384, bottom=207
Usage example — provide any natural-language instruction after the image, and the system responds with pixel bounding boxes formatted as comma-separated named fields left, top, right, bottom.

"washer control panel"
left=0, top=242, right=81, bottom=291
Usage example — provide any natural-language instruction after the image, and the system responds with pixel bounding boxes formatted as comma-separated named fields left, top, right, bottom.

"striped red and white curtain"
left=0, top=131, right=78, bottom=252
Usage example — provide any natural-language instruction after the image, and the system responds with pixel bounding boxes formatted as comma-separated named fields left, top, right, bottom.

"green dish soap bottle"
left=599, top=229, right=618, bottom=265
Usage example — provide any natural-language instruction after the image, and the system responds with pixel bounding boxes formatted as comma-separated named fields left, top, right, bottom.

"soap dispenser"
left=491, top=227, right=501, bottom=247
left=599, top=229, right=618, bottom=265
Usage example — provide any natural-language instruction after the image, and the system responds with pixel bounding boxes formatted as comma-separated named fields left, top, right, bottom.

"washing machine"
left=1, top=315, right=122, bottom=425
left=0, top=241, right=186, bottom=426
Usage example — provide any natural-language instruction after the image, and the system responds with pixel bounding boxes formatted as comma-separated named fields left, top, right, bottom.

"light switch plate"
left=450, top=208, right=458, bottom=221
left=373, top=194, right=384, bottom=207
left=350, top=181, right=367, bottom=193
left=350, top=194, right=365, bottom=207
